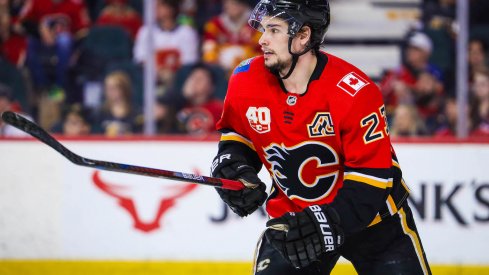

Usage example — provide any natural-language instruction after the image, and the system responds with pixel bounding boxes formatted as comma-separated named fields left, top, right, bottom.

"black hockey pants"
left=253, top=202, right=431, bottom=275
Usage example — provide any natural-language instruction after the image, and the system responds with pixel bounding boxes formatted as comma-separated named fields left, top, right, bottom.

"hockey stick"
left=1, top=111, right=245, bottom=190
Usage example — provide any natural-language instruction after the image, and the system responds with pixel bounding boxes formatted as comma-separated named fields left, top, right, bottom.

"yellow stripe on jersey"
left=399, top=208, right=430, bottom=275
left=392, top=159, right=400, bottom=169
left=401, top=178, right=411, bottom=193
left=220, top=132, right=256, bottom=151
left=344, top=172, right=393, bottom=189
left=368, top=214, right=382, bottom=227
left=387, top=195, right=398, bottom=215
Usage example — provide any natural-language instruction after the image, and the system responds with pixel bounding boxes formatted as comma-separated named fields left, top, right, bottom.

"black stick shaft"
left=1, top=111, right=244, bottom=190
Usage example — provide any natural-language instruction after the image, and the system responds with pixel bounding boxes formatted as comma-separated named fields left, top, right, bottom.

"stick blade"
left=1, top=111, right=17, bottom=124
left=1, top=111, right=33, bottom=133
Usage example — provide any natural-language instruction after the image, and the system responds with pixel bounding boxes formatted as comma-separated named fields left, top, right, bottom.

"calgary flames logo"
left=264, top=141, right=340, bottom=202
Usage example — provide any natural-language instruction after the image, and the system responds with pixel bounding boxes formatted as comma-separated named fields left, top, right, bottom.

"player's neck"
left=281, top=53, right=318, bottom=95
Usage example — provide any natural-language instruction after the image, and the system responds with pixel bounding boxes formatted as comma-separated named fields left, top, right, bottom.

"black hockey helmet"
left=248, top=0, right=330, bottom=79
left=249, top=0, right=330, bottom=49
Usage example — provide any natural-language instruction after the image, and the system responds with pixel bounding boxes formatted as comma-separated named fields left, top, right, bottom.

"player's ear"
left=296, top=25, right=312, bottom=48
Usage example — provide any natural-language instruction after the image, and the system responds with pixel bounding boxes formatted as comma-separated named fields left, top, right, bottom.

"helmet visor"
left=248, top=0, right=304, bottom=37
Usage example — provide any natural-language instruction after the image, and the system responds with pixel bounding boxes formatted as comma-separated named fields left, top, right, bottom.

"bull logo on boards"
left=264, top=141, right=340, bottom=202
left=92, top=171, right=198, bottom=233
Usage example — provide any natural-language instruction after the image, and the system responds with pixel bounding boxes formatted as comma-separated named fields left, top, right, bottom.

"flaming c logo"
left=264, top=141, right=340, bottom=202
left=92, top=171, right=198, bottom=233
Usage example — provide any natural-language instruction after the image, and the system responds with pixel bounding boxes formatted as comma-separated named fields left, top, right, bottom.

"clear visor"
left=248, top=1, right=303, bottom=37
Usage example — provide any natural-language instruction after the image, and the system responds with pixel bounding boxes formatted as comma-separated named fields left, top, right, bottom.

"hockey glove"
left=211, top=153, right=267, bottom=217
left=265, top=205, right=344, bottom=269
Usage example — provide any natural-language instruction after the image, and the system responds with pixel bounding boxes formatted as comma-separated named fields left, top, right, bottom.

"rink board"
left=0, top=138, right=488, bottom=274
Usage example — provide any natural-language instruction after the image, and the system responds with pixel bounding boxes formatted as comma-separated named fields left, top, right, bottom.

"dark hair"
left=188, top=63, right=216, bottom=86
left=62, top=104, right=93, bottom=125
left=159, top=0, right=180, bottom=16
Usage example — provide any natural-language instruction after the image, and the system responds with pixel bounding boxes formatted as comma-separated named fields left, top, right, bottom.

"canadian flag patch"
left=337, top=72, right=369, bottom=96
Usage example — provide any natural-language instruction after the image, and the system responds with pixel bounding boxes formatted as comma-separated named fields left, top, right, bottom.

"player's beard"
left=265, top=55, right=292, bottom=76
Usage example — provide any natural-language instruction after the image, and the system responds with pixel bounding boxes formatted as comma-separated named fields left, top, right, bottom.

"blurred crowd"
left=382, top=0, right=489, bottom=137
left=0, top=0, right=489, bottom=138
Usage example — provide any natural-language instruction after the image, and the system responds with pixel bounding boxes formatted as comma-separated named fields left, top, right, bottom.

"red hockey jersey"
left=217, top=52, right=408, bottom=232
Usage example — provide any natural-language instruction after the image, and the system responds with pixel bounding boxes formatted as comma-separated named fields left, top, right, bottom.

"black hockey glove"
left=265, top=205, right=344, bottom=269
left=211, top=153, right=267, bottom=217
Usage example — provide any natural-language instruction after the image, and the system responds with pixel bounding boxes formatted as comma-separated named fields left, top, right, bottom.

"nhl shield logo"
left=287, top=95, right=297, bottom=106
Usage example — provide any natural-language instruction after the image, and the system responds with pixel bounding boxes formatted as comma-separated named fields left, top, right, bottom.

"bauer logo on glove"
left=309, top=205, right=340, bottom=252
left=265, top=205, right=344, bottom=269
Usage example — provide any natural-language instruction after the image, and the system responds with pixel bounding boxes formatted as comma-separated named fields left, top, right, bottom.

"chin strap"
left=279, top=38, right=316, bottom=80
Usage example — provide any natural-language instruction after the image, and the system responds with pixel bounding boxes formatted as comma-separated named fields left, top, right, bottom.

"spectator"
left=469, top=38, right=489, bottom=77
left=3, top=0, right=26, bottom=21
left=0, top=83, right=31, bottom=137
left=470, top=70, right=489, bottom=136
left=202, top=0, right=260, bottom=74
left=178, top=63, right=223, bottom=134
left=435, top=70, right=489, bottom=137
left=380, top=32, right=444, bottom=129
left=404, top=32, right=443, bottom=81
left=158, top=63, right=224, bottom=135
left=61, top=104, right=92, bottom=136
left=0, top=8, right=27, bottom=67
left=433, top=96, right=460, bottom=137
left=154, top=96, right=180, bottom=134
left=96, top=0, right=142, bottom=41
left=412, top=70, right=444, bottom=132
left=390, top=104, right=428, bottom=137
left=185, top=0, right=223, bottom=34
left=177, top=0, right=197, bottom=26
left=434, top=94, right=487, bottom=137
left=96, top=70, right=142, bottom=136
left=133, top=0, right=199, bottom=90
left=18, top=0, right=91, bottom=95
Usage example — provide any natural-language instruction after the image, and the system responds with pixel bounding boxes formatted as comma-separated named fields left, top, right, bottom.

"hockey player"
left=210, top=0, right=432, bottom=274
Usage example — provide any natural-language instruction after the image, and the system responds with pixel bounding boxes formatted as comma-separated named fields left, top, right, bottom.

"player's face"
left=258, top=17, right=293, bottom=74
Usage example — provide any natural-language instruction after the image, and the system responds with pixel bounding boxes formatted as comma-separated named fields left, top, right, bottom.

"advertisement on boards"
left=0, top=140, right=488, bottom=265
